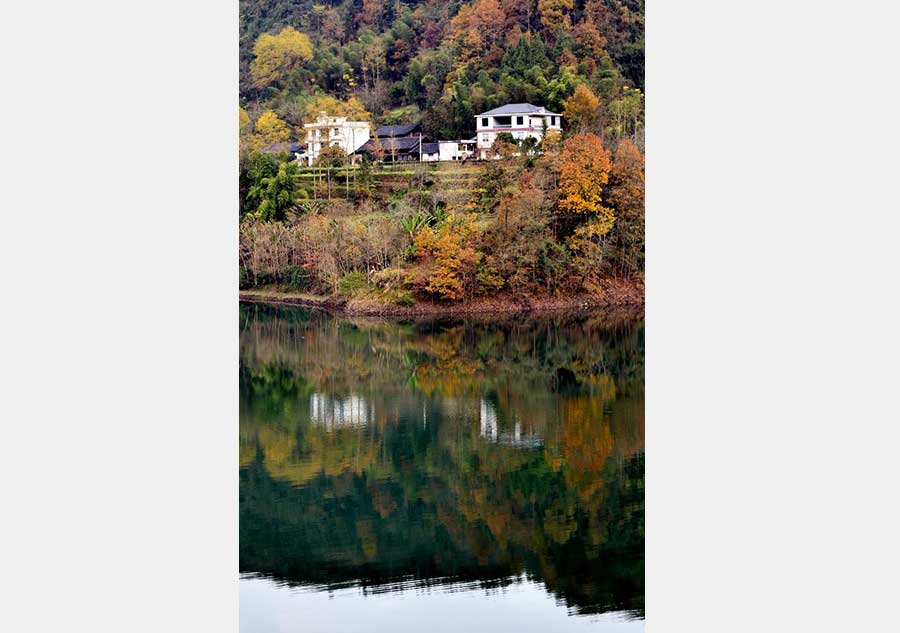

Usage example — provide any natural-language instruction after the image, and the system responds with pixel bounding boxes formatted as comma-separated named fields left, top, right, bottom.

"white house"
left=439, top=138, right=476, bottom=162
left=475, top=103, right=562, bottom=159
left=419, top=139, right=477, bottom=162
left=303, top=112, right=370, bottom=166
left=420, top=142, right=440, bottom=162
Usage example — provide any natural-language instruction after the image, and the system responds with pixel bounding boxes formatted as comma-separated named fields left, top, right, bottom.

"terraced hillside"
left=294, top=162, right=483, bottom=211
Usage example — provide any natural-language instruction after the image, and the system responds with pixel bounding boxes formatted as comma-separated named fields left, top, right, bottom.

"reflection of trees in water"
left=240, top=302, right=643, bottom=432
left=239, top=302, right=644, bottom=616
left=240, top=444, right=644, bottom=616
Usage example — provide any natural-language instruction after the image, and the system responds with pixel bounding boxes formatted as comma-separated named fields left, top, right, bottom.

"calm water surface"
left=240, top=303, right=644, bottom=632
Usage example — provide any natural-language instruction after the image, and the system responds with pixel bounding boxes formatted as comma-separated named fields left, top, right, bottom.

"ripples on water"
left=239, top=302, right=644, bottom=632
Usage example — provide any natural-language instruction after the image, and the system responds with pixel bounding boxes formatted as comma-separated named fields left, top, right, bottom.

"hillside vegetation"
left=240, top=0, right=643, bottom=140
left=239, top=0, right=645, bottom=308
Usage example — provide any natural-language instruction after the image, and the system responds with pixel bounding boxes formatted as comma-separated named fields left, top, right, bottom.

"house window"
left=481, top=117, right=488, bottom=127
left=553, top=116, right=558, bottom=126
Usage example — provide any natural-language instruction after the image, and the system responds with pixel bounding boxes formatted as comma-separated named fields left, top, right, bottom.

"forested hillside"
left=239, top=0, right=644, bottom=142
left=239, top=0, right=645, bottom=309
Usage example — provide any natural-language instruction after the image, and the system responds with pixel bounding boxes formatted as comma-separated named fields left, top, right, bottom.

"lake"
left=239, top=302, right=644, bottom=632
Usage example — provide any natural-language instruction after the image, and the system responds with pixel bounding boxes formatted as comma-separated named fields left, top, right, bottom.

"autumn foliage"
left=538, top=0, right=575, bottom=35
left=606, top=139, right=645, bottom=276
left=237, top=0, right=645, bottom=304
left=240, top=0, right=643, bottom=145
left=559, top=133, right=614, bottom=230
left=251, top=111, right=290, bottom=150
left=446, top=0, right=506, bottom=66
left=303, top=95, right=370, bottom=123
left=413, top=214, right=485, bottom=300
left=250, top=27, right=313, bottom=89
left=563, top=84, right=602, bottom=133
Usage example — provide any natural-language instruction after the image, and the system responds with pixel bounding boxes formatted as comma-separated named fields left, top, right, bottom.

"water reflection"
left=480, top=399, right=544, bottom=448
left=309, top=393, right=372, bottom=429
left=239, top=302, right=644, bottom=629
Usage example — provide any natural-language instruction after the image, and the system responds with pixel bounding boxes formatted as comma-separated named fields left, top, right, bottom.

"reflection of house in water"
left=479, top=399, right=543, bottom=449
left=309, top=393, right=372, bottom=430
left=479, top=400, right=498, bottom=440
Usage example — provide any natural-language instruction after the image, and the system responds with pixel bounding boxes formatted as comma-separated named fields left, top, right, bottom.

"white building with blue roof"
left=475, top=103, right=562, bottom=159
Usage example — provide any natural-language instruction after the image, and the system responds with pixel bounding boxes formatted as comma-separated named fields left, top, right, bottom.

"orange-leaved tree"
left=559, top=132, right=613, bottom=230
left=413, top=214, right=484, bottom=300
left=558, top=132, right=614, bottom=280
left=446, top=0, right=506, bottom=66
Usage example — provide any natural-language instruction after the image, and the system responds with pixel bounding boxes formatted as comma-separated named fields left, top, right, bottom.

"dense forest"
left=240, top=0, right=643, bottom=141
left=239, top=0, right=645, bottom=306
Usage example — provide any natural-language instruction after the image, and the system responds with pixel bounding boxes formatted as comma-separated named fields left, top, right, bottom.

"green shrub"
left=338, top=271, right=368, bottom=296
left=285, top=265, right=310, bottom=291
left=381, top=289, right=415, bottom=306
left=475, top=266, right=505, bottom=294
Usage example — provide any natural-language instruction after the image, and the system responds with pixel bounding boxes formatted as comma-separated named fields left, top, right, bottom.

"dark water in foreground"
left=239, top=302, right=644, bottom=632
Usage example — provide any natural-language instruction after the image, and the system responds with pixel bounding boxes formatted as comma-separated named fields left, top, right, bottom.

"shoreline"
left=239, top=279, right=644, bottom=318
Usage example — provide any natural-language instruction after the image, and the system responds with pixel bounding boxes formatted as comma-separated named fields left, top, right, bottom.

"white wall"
left=475, top=113, right=562, bottom=156
left=304, top=121, right=370, bottom=165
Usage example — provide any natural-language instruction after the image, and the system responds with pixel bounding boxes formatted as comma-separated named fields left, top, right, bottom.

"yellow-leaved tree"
left=559, top=133, right=614, bottom=280
left=252, top=111, right=290, bottom=150
left=413, top=214, right=484, bottom=301
left=303, top=95, right=371, bottom=122
left=538, top=0, right=574, bottom=34
left=563, top=84, right=602, bottom=133
left=251, top=27, right=314, bottom=89
left=541, top=129, right=562, bottom=153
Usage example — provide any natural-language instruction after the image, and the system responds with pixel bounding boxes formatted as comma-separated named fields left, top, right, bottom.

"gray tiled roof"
left=356, top=136, right=422, bottom=154
left=421, top=142, right=439, bottom=154
left=262, top=141, right=304, bottom=154
left=478, top=103, right=560, bottom=117
left=373, top=123, right=420, bottom=138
